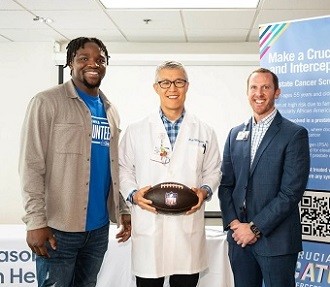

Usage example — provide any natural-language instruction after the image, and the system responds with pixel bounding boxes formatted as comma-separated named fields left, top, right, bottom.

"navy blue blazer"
left=219, top=111, right=310, bottom=256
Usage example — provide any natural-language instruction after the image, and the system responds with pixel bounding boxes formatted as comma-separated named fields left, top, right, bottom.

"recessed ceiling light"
left=99, top=0, right=259, bottom=9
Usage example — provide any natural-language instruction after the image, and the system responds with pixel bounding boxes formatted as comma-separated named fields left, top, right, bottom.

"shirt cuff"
left=127, top=190, right=137, bottom=204
left=200, top=185, right=213, bottom=201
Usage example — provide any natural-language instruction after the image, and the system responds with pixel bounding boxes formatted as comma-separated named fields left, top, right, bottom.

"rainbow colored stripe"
left=259, top=22, right=291, bottom=60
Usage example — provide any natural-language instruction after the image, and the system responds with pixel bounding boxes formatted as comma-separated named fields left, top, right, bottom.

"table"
left=0, top=225, right=234, bottom=287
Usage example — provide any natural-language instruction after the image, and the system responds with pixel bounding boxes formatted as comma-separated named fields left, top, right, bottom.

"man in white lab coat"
left=119, top=61, right=221, bottom=287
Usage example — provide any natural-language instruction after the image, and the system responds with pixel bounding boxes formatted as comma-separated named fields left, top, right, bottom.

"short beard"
left=83, top=78, right=101, bottom=89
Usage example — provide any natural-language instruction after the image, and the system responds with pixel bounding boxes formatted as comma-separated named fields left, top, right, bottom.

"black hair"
left=64, top=37, right=109, bottom=68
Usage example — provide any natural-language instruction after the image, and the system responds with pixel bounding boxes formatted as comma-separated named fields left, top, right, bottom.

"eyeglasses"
left=157, top=79, right=187, bottom=89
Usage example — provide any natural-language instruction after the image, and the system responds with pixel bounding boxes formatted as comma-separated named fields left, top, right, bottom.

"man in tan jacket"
left=19, top=37, right=130, bottom=287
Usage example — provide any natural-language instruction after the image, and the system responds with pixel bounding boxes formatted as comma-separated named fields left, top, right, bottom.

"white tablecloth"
left=0, top=225, right=234, bottom=287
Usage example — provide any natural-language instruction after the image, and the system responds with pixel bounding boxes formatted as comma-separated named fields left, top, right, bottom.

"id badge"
left=236, top=131, right=250, bottom=141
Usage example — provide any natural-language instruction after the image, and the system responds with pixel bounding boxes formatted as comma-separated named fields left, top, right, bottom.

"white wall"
left=0, top=42, right=58, bottom=224
left=0, top=42, right=258, bottom=223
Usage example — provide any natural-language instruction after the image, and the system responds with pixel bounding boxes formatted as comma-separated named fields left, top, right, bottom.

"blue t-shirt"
left=76, top=88, right=111, bottom=231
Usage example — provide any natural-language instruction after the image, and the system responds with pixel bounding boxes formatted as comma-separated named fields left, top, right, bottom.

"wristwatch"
left=249, top=222, right=261, bottom=237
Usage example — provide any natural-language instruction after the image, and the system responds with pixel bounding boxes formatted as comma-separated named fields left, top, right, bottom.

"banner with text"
left=260, top=16, right=330, bottom=287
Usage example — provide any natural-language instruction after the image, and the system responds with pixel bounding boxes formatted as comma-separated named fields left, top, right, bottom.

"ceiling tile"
left=124, top=29, right=186, bottom=42
left=59, top=29, right=127, bottom=42
left=261, top=0, right=330, bottom=10
left=187, top=29, right=249, bottom=43
left=107, top=10, right=183, bottom=29
left=11, top=0, right=100, bottom=11
left=37, top=10, right=117, bottom=30
left=248, top=28, right=259, bottom=42
left=0, top=0, right=329, bottom=46
left=0, top=28, right=67, bottom=42
left=0, top=0, right=23, bottom=10
left=0, top=34, right=12, bottom=42
left=0, top=11, right=49, bottom=29
left=255, top=10, right=330, bottom=28
left=183, top=10, right=256, bottom=29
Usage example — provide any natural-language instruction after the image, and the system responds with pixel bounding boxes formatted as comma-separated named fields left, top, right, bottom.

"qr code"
left=300, top=190, right=330, bottom=243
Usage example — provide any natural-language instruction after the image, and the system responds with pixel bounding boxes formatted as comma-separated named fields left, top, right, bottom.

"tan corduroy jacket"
left=19, top=80, right=129, bottom=232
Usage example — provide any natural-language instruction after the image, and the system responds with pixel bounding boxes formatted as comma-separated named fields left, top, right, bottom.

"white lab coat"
left=119, top=111, right=221, bottom=278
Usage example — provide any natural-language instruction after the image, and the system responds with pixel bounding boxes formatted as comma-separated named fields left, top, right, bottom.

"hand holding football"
left=144, top=182, right=199, bottom=214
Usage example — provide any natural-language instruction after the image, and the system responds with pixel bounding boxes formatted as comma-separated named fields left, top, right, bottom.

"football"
left=144, top=182, right=199, bottom=214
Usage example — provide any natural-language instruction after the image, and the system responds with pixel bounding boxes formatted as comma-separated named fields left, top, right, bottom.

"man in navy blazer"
left=218, top=68, right=310, bottom=287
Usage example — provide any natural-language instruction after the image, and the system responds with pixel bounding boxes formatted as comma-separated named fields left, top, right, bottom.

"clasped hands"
left=230, top=219, right=258, bottom=248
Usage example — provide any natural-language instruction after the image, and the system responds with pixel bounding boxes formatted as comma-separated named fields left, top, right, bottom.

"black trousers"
left=136, top=273, right=199, bottom=287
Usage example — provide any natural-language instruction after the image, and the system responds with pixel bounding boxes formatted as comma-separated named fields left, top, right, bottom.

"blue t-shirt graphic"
left=77, top=88, right=111, bottom=231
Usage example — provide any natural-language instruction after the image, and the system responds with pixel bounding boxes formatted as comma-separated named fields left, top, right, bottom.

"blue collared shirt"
left=159, top=109, right=185, bottom=149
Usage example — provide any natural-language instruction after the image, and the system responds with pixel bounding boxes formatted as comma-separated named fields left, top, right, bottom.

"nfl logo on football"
left=165, top=192, right=178, bottom=206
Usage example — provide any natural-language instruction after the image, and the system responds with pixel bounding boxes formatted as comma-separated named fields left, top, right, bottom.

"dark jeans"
left=36, top=223, right=109, bottom=287
left=136, top=273, right=199, bottom=287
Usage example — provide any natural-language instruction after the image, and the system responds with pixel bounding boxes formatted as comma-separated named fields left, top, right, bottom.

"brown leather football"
left=144, top=182, right=199, bottom=214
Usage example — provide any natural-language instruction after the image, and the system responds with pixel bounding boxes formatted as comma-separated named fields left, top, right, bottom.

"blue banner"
left=296, top=241, right=330, bottom=286
left=260, top=16, right=330, bottom=191
left=259, top=16, right=330, bottom=287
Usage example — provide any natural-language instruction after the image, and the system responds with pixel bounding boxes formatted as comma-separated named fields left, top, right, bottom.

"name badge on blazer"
left=236, top=119, right=250, bottom=141
left=236, top=131, right=250, bottom=141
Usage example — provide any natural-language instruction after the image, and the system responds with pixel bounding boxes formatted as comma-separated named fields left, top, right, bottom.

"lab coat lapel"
left=147, top=113, right=172, bottom=166
left=169, top=113, right=195, bottom=163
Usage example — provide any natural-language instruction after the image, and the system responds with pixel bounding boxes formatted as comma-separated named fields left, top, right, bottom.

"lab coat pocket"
left=132, top=206, right=156, bottom=236
left=185, top=141, right=205, bottom=172
left=182, top=210, right=204, bottom=234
